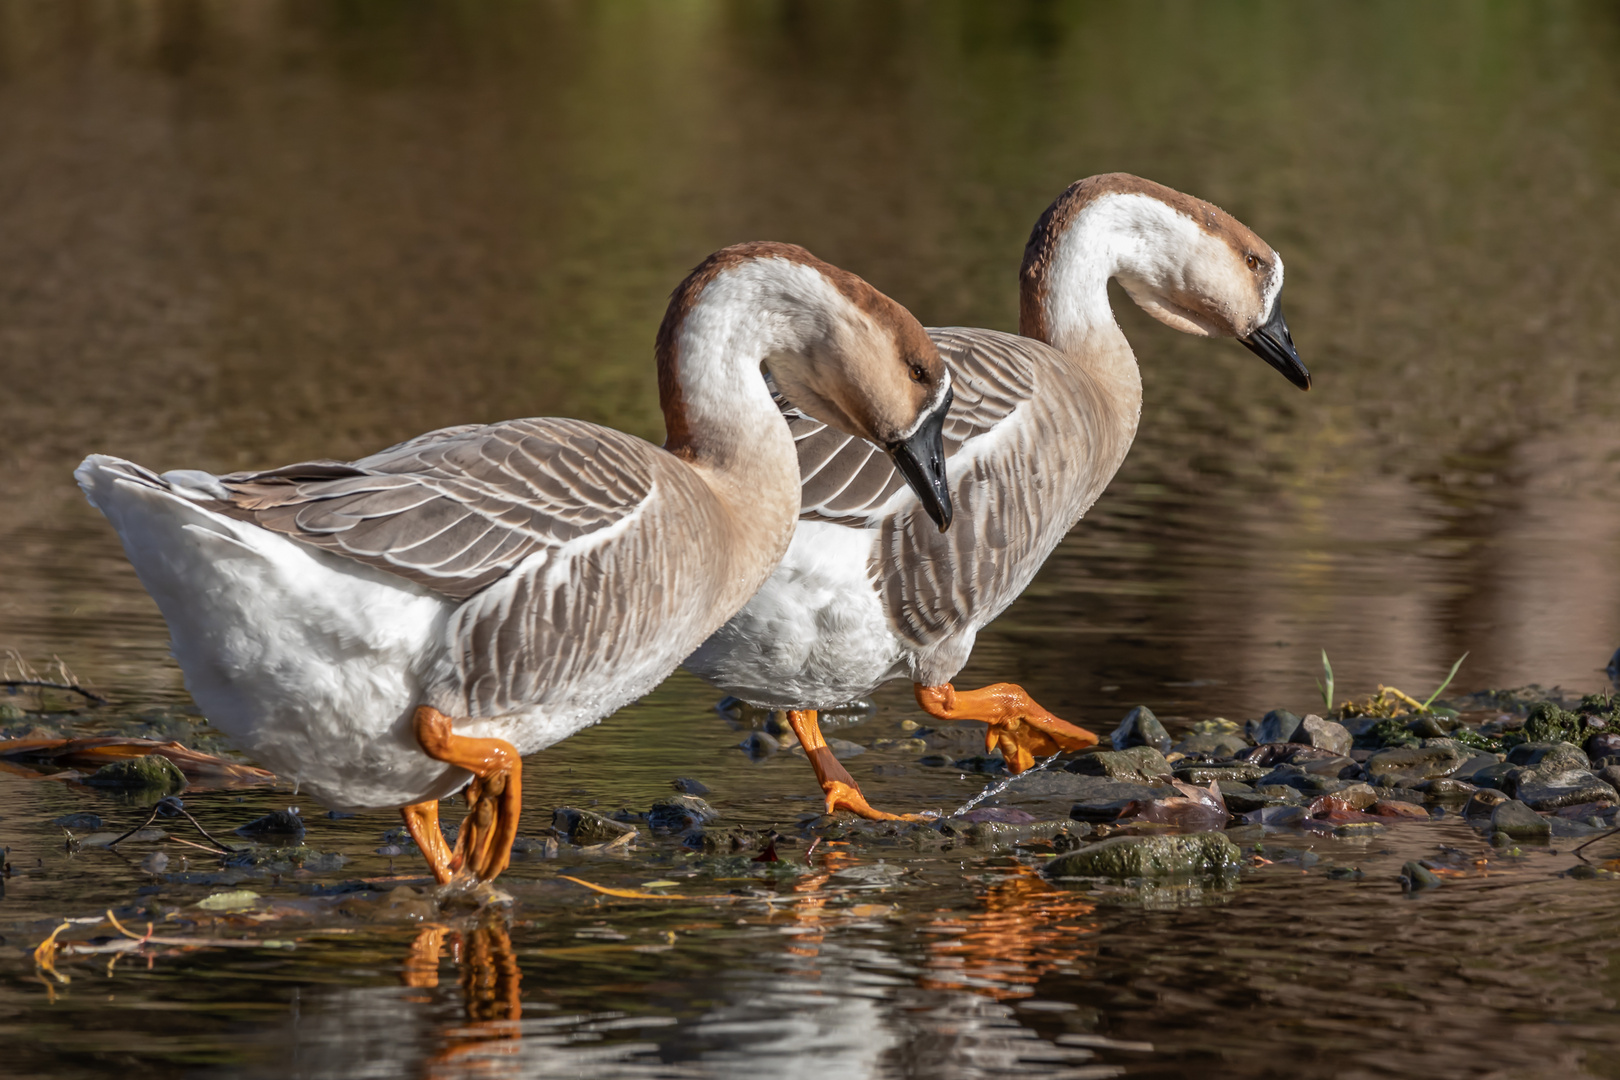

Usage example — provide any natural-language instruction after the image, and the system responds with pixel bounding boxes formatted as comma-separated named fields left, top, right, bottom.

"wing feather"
left=214, top=418, right=660, bottom=601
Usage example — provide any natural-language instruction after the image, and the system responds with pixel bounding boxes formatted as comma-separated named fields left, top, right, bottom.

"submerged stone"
left=1175, top=762, right=1266, bottom=785
left=52, top=812, right=103, bottom=831
left=1043, top=832, right=1241, bottom=880
left=1109, top=706, right=1172, bottom=755
left=1464, top=789, right=1510, bottom=817
left=83, top=754, right=187, bottom=793
left=738, top=731, right=779, bottom=759
left=1047, top=775, right=1163, bottom=822
left=672, top=777, right=710, bottom=795
left=1172, top=731, right=1250, bottom=758
left=235, top=809, right=306, bottom=841
left=1490, top=799, right=1551, bottom=840
left=1400, top=861, right=1443, bottom=890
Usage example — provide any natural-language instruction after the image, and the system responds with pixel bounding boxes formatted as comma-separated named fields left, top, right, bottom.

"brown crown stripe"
left=655, top=241, right=938, bottom=457
left=1018, top=173, right=1272, bottom=342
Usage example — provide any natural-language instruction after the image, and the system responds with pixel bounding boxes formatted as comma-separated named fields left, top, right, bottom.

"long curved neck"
left=1019, top=192, right=1172, bottom=420
left=655, top=260, right=828, bottom=583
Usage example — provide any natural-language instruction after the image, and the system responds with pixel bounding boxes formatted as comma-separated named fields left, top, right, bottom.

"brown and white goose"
left=75, top=242, right=954, bottom=880
left=685, top=175, right=1310, bottom=818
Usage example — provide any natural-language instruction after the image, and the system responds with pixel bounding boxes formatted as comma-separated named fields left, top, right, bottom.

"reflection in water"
left=920, top=866, right=1099, bottom=1002
left=404, top=919, right=524, bottom=1078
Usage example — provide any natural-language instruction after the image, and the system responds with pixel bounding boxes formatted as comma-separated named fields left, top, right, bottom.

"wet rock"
left=672, top=778, right=710, bottom=795
left=738, top=731, right=779, bottom=759
left=1043, top=832, right=1241, bottom=880
left=0, top=702, right=25, bottom=721
left=1255, top=767, right=1362, bottom=798
left=872, top=737, right=928, bottom=753
left=1364, top=744, right=1465, bottom=781
left=1464, top=789, right=1510, bottom=817
left=1454, top=751, right=1503, bottom=778
left=1515, top=770, right=1618, bottom=811
left=1490, top=799, right=1551, bottom=840
left=1399, top=861, right=1443, bottom=890
left=647, top=795, right=718, bottom=832
left=1172, top=731, right=1249, bottom=758
left=83, top=754, right=187, bottom=793
left=235, top=809, right=305, bottom=841
left=1109, top=706, right=1172, bottom=755
left=1065, top=745, right=1172, bottom=783
left=1220, top=788, right=1282, bottom=814
left=917, top=754, right=950, bottom=767
left=52, top=812, right=103, bottom=831
left=1522, top=701, right=1588, bottom=745
left=953, top=753, right=1007, bottom=773
left=552, top=806, right=638, bottom=846
left=1238, top=744, right=1355, bottom=773
left=1330, top=783, right=1378, bottom=810
left=1247, top=710, right=1302, bottom=746
left=1254, top=785, right=1307, bottom=805
left=1175, top=762, right=1266, bottom=785
left=959, top=807, right=1036, bottom=824
left=1291, top=715, right=1352, bottom=757
left=965, top=818, right=1086, bottom=849
left=1408, top=714, right=1455, bottom=739
left=1598, top=765, right=1620, bottom=792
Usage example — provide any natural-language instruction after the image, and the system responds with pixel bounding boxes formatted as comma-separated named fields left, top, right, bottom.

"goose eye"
left=1245, top=253, right=1260, bottom=271
left=909, top=364, right=928, bottom=383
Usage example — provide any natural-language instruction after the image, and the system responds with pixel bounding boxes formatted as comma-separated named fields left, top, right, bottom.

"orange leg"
left=786, top=709, right=926, bottom=822
left=413, top=705, right=523, bottom=882
left=914, top=682, right=1098, bottom=774
left=401, top=799, right=456, bottom=884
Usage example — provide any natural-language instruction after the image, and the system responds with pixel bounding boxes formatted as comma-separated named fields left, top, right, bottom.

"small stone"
left=552, top=806, right=639, bottom=846
left=917, top=754, right=950, bottom=767
left=1247, top=709, right=1303, bottom=746
left=1597, top=765, right=1620, bottom=792
left=672, top=778, right=710, bottom=795
left=511, top=836, right=559, bottom=857
left=1568, top=863, right=1600, bottom=880
left=1291, top=715, right=1352, bottom=757
left=235, top=809, right=305, bottom=841
left=1043, top=832, right=1241, bottom=880
left=1066, top=745, right=1172, bottom=783
left=1109, top=706, right=1172, bottom=754
left=900, top=719, right=922, bottom=732
left=1470, top=761, right=1520, bottom=792
left=872, top=738, right=928, bottom=753
left=1327, top=866, right=1363, bottom=880
left=83, top=754, right=187, bottom=792
left=647, top=795, right=718, bottom=832
left=1400, top=860, right=1443, bottom=890
left=196, top=889, right=260, bottom=911
left=1421, top=777, right=1478, bottom=798
left=1586, top=732, right=1620, bottom=760
left=738, top=731, right=780, bottom=759
left=1050, top=774, right=1163, bottom=822
left=1332, top=783, right=1378, bottom=810
left=1189, top=717, right=1242, bottom=735
left=52, top=812, right=103, bottom=831
left=1515, top=769, right=1619, bottom=811
left=139, top=851, right=170, bottom=875
left=0, top=702, right=24, bottom=721
left=1490, top=799, right=1551, bottom=840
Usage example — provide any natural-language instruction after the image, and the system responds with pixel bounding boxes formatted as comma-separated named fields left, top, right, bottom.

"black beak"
left=1241, top=301, right=1310, bottom=391
left=887, top=386, right=954, bottom=532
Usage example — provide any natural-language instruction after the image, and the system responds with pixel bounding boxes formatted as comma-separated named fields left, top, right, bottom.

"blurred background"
left=2, top=0, right=1619, bottom=724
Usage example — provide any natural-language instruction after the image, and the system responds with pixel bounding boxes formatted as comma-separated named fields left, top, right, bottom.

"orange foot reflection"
left=914, top=682, right=1098, bottom=773
left=406, top=917, right=523, bottom=1078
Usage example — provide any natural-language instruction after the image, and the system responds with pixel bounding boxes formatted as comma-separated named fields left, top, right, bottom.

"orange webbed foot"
left=413, top=705, right=523, bottom=883
left=914, top=682, right=1098, bottom=773
left=785, top=709, right=931, bottom=822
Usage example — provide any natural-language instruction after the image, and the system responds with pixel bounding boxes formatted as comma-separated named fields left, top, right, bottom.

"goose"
left=75, top=241, right=955, bottom=881
left=685, top=174, right=1310, bottom=819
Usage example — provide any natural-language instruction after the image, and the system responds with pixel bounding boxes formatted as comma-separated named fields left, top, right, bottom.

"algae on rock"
left=1043, top=832, right=1241, bottom=881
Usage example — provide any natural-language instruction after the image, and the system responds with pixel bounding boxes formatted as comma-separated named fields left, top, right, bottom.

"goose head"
left=1022, top=173, right=1310, bottom=390
left=658, top=241, right=955, bottom=529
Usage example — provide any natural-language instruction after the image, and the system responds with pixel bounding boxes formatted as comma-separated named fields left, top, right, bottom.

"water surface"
left=3, top=3, right=1620, bottom=1077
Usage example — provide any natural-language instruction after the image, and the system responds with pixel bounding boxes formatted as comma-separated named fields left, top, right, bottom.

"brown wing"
left=787, top=327, right=1047, bottom=526
left=216, top=418, right=658, bottom=601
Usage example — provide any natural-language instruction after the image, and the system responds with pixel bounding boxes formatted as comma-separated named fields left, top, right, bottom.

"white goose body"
left=78, top=244, right=952, bottom=812
left=687, top=175, right=1309, bottom=712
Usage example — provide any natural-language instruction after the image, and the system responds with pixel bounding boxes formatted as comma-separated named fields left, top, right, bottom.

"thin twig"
left=0, top=680, right=108, bottom=705
left=173, top=805, right=234, bottom=853
left=104, top=804, right=164, bottom=849
left=1572, top=826, right=1620, bottom=863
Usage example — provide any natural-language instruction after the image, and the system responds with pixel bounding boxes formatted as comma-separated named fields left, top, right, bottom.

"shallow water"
left=4, top=2, right=1620, bottom=1077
